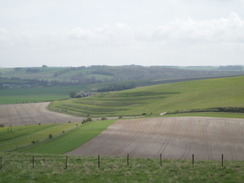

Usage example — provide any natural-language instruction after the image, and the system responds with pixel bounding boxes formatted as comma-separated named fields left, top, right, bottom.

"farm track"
left=0, top=102, right=83, bottom=126
left=68, top=117, right=244, bottom=160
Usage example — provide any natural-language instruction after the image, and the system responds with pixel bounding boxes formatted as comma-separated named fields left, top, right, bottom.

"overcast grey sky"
left=0, top=0, right=244, bottom=67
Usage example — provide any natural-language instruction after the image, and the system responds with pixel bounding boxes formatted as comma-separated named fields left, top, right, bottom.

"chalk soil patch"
left=0, top=102, right=83, bottom=126
left=68, top=117, right=244, bottom=160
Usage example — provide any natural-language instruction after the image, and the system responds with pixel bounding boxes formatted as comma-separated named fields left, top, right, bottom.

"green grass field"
left=0, top=85, right=88, bottom=104
left=0, top=152, right=243, bottom=183
left=49, top=76, right=244, bottom=117
left=0, top=120, right=115, bottom=154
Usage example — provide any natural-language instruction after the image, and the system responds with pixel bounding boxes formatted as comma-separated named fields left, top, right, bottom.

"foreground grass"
left=0, top=152, right=243, bottom=183
left=0, top=120, right=115, bottom=154
left=49, top=76, right=244, bottom=117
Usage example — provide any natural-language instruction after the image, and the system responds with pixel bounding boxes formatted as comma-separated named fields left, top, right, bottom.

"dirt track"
left=0, top=102, right=83, bottom=126
left=68, top=117, right=244, bottom=160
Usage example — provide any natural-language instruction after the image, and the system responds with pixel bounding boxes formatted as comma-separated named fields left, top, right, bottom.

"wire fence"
left=1, top=154, right=243, bottom=170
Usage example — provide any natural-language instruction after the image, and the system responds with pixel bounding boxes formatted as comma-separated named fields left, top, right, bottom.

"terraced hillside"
left=49, top=76, right=244, bottom=117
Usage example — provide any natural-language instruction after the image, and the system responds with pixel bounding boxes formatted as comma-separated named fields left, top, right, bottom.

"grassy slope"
left=23, top=120, right=115, bottom=154
left=0, top=85, right=88, bottom=104
left=0, top=120, right=115, bottom=154
left=49, top=76, right=244, bottom=117
left=0, top=123, right=77, bottom=152
left=0, top=152, right=243, bottom=183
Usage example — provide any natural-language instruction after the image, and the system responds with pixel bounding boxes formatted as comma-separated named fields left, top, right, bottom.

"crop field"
left=49, top=76, right=244, bottom=117
left=0, top=102, right=83, bottom=126
left=68, top=117, right=244, bottom=161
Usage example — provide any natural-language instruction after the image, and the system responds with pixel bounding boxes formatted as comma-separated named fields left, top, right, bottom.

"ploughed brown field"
left=68, top=117, right=244, bottom=160
left=0, top=102, right=83, bottom=126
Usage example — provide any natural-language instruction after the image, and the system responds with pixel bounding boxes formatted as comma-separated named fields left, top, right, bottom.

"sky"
left=0, top=0, right=244, bottom=67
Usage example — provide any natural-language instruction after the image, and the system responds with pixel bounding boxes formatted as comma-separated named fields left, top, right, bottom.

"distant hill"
left=1, top=65, right=243, bottom=91
left=49, top=76, right=244, bottom=117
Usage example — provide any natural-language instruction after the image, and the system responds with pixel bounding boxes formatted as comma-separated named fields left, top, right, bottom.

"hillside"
left=49, top=76, right=244, bottom=117
left=1, top=65, right=243, bottom=90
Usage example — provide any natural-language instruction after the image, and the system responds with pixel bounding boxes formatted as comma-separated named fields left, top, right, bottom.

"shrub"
left=49, top=134, right=53, bottom=139
left=82, top=118, right=92, bottom=123
left=118, top=116, right=123, bottom=119
left=0, top=124, right=4, bottom=127
left=81, top=120, right=86, bottom=124
left=101, top=117, right=107, bottom=120
left=86, top=118, right=92, bottom=122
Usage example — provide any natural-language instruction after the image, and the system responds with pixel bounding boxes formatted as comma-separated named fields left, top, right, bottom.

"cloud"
left=2, top=12, right=244, bottom=50
left=0, top=28, right=8, bottom=41
left=1, top=13, right=244, bottom=67
left=66, top=29, right=92, bottom=40
left=66, top=23, right=132, bottom=47
left=0, top=28, right=12, bottom=48
left=141, top=12, right=244, bottom=45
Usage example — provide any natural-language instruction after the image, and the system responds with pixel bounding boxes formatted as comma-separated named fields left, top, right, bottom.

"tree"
left=69, top=91, right=76, bottom=98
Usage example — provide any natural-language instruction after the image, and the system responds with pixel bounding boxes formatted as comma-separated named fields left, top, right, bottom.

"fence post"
left=221, top=154, right=224, bottom=167
left=160, top=154, right=162, bottom=167
left=127, top=154, right=129, bottom=166
left=65, top=156, right=68, bottom=169
left=98, top=155, right=100, bottom=168
left=192, top=154, right=194, bottom=166
left=32, top=156, right=35, bottom=168
left=0, top=157, right=2, bottom=169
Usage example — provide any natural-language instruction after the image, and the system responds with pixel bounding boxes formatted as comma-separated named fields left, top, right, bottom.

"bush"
left=118, top=116, right=123, bottom=119
left=49, top=134, right=53, bottom=139
left=168, top=107, right=244, bottom=114
left=81, top=120, right=86, bottom=124
left=101, top=117, right=107, bottom=120
left=82, top=118, right=93, bottom=124
left=86, top=118, right=92, bottom=122
left=0, top=124, right=4, bottom=127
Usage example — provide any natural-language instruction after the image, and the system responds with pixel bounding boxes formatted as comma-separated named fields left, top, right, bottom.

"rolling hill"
left=49, top=76, right=244, bottom=117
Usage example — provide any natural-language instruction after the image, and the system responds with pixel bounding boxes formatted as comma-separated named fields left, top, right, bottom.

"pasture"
left=0, top=152, right=243, bottom=183
left=0, top=119, right=115, bottom=154
left=49, top=76, right=244, bottom=117
left=0, top=85, right=87, bottom=104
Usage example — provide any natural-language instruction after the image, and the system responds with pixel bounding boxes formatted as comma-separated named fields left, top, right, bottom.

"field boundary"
left=1, top=154, right=243, bottom=170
